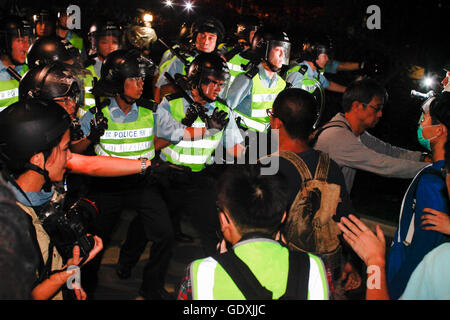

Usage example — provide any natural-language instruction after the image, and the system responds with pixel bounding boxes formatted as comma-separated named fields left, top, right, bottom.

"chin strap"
left=24, top=163, right=53, bottom=192
left=118, top=92, right=136, bottom=105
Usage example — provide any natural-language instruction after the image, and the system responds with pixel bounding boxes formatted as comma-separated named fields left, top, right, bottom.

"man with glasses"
left=313, top=78, right=429, bottom=193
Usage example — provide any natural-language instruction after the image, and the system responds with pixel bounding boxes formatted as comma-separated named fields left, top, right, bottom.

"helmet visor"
left=267, top=40, right=291, bottom=67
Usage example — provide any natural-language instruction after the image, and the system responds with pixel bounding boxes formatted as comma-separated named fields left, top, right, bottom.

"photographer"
left=0, top=98, right=103, bottom=300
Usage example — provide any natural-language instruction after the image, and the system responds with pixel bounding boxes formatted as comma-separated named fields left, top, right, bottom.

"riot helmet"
left=19, top=62, right=83, bottom=111
left=32, top=9, right=57, bottom=37
left=0, top=98, right=71, bottom=175
left=187, top=53, right=230, bottom=102
left=125, top=9, right=157, bottom=50
left=192, top=16, right=225, bottom=52
left=26, top=35, right=84, bottom=70
left=251, top=27, right=291, bottom=72
left=92, top=49, right=154, bottom=98
left=0, top=16, right=34, bottom=65
left=234, top=15, right=261, bottom=47
left=88, top=18, right=122, bottom=59
left=301, top=36, right=334, bottom=69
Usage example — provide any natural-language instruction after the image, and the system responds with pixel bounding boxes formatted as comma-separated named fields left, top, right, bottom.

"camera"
left=36, top=197, right=98, bottom=262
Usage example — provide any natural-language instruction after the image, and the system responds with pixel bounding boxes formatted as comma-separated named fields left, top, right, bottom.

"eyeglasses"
left=53, top=95, right=77, bottom=105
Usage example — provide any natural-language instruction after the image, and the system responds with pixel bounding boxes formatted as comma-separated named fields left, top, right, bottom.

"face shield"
left=266, top=40, right=291, bottom=70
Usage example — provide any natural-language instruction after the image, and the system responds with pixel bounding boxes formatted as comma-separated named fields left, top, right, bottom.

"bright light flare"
left=423, top=76, right=433, bottom=88
left=184, top=1, right=193, bottom=11
left=164, top=0, right=173, bottom=7
left=143, top=13, right=153, bottom=22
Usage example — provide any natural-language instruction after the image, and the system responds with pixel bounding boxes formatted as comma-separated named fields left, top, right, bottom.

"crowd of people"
left=0, top=3, right=449, bottom=301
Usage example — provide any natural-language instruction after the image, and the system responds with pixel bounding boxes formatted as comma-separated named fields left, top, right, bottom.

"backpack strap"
left=278, top=150, right=313, bottom=182
left=309, top=120, right=353, bottom=147
left=314, top=152, right=331, bottom=181
left=279, top=250, right=310, bottom=300
left=213, top=250, right=273, bottom=300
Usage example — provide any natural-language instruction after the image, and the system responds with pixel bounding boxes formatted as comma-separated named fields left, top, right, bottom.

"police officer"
left=79, top=48, right=208, bottom=299
left=221, top=15, right=261, bottom=96
left=27, top=35, right=98, bottom=117
left=119, top=53, right=244, bottom=273
left=154, top=16, right=225, bottom=103
left=32, top=9, right=57, bottom=38
left=227, top=27, right=291, bottom=134
left=18, top=62, right=107, bottom=154
left=87, top=18, right=122, bottom=78
left=285, top=37, right=347, bottom=92
left=55, top=6, right=87, bottom=61
left=0, top=16, right=33, bottom=110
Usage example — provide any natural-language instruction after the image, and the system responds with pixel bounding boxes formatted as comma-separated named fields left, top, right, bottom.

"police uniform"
left=285, top=60, right=329, bottom=92
left=154, top=53, right=197, bottom=90
left=156, top=91, right=243, bottom=255
left=0, top=60, right=28, bottom=111
left=79, top=97, right=182, bottom=296
left=76, top=64, right=100, bottom=118
left=227, top=62, right=286, bottom=133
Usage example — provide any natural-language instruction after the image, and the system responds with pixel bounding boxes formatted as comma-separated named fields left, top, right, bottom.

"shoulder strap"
left=279, top=251, right=310, bottom=300
left=245, top=65, right=260, bottom=79
left=297, top=64, right=308, bottom=76
left=309, top=120, right=353, bottom=147
left=403, top=167, right=446, bottom=245
left=314, top=151, right=331, bottom=181
left=214, top=250, right=273, bottom=300
left=136, top=98, right=158, bottom=112
left=278, top=150, right=313, bottom=182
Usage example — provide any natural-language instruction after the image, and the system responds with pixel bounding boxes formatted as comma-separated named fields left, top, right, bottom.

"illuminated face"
left=359, top=95, right=384, bottom=129
left=268, top=46, right=285, bottom=70
left=45, top=129, right=72, bottom=182
left=123, top=77, right=144, bottom=100
left=195, top=32, right=217, bottom=53
left=315, top=52, right=329, bottom=69
left=36, top=21, right=54, bottom=37
left=201, top=75, right=225, bottom=101
left=98, top=35, right=119, bottom=59
left=11, top=36, right=30, bottom=64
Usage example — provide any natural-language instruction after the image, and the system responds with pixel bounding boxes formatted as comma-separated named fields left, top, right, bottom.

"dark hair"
left=0, top=177, right=39, bottom=299
left=217, top=164, right=288, bottom=234
left=430, top=92, right=450, bottom=128
left=342, top=78, right=387, bottom=113
left=272, top=88, right=316, bottom=140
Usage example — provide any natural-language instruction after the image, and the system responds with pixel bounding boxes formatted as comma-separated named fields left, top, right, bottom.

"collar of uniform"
left=109, top=97, right=139, bottom=122
left=257, top=62, right=278, bottom=86
left=0, top=60, right=25, bottom=78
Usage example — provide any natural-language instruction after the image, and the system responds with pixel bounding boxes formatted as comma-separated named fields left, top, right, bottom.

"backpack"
left=386, top=165, right=443, bottom=297
left=278, top=150, right=342, bottom=260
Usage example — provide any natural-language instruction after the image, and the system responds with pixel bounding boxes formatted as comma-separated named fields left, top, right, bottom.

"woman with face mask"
left=387, top=93, right=450, bottom=299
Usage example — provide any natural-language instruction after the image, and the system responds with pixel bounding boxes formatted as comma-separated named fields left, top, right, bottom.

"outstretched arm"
left=67, top=153, right=151, bottom=177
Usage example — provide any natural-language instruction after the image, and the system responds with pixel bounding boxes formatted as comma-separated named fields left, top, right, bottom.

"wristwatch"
left=140, top=157, right=148, bottom=175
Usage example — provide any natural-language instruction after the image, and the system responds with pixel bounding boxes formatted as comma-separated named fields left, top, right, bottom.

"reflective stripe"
left=252, top=93, right=279, bottom=103
left=0, top=106, right=8, bottom=112
left=95, top=145, right=155, bottom=159
left=103, top=128, right=153, bottom=140
left=227, top=63, right=244, bottom=72
left=98, top=141, right=152, bottom=153
left=85, top=98, right=96, bottom=106
left=235, top=112, right=268, bottom=132
left=176, top=139, right=219, bottom=149
left=163, top=147, right=210, bottom=164
left=0, top=88, right=18, bottom=99
left=251, top=108, right=270, bottom=118
left=196, top=257, right=218, bottom=300
left=308, top=254, right=329, bottom=300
